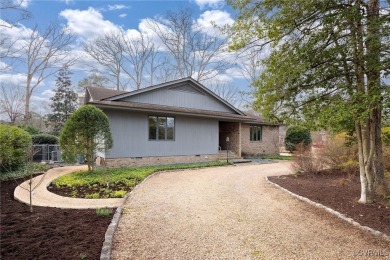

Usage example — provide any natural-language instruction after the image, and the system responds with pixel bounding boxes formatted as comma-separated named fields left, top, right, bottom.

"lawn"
left=50, top=161, right=230, bottom=199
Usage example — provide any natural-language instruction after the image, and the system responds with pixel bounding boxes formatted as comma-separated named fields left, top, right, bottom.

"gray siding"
left=104, top=109, right=219, bottom=158
left=119, top=86, right=235, bottom=113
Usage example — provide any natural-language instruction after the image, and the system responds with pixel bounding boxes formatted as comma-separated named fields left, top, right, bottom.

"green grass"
left=0, top=163, right=49, bottom=181
left=95, top=208, right=112, bottom=216
left=259, top=155, right=292, bottom=160
left=53, top=161, right=229, bottom=198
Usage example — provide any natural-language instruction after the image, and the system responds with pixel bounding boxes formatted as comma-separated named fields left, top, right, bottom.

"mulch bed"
left=1, top=178, right=114, bottom=259
left=269, top=171, right=390, bottom=236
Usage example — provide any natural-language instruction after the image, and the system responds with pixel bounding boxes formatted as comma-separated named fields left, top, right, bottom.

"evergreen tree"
left=47, top=66, right=78, bottom=136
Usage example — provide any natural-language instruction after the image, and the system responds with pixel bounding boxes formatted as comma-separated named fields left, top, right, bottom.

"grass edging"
left=265, top=176, right=390, bottom=242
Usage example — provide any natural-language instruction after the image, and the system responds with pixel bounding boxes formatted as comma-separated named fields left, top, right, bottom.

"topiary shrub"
left=32, top=134, right=59, bottom=144
left=0, top=124, right=32, bottom=172
left=382, top=127, right=390, bottom=146
left=284, top=125, right=312, bottom=152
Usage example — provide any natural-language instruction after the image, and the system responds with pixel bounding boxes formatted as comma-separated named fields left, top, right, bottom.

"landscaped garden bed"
left=268, top=171, right=390, bottom=236
left=49, top=161, right=229, bottom=198
left=0, top=177, right=113, bottom=259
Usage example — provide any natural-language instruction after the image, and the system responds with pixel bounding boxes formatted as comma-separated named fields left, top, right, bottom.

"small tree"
left=0, top=124, right=32, bottom=172
left=47, top=65, right=78, bottom=136
left=284, top=126, right=312, bottom=152
left=59, top=105, right=113, bottom=171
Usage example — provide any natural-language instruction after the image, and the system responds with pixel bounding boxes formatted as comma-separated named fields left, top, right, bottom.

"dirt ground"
left=1, top=178, right=113, bottom=260
left=269, top=170, right=390, bottom=236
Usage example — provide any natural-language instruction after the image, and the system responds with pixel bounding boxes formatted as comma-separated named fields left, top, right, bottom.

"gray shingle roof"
left=86, top=86, right=128, bottom=101
left=90, top=100, right=278, bottom=125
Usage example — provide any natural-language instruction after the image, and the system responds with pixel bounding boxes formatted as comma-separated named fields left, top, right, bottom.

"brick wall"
left=100, top=154, right=220, bottom=168
left=241, top=124, right=279, bottom=156
left=219, top=122, right=241, bottom=156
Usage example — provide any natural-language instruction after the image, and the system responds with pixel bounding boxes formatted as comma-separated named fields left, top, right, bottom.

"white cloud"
left=41, top=89, right=55, bottom=98
left=195, top=0, right=224, bottom=9
left=138, top=18, right=169, bottom=51
left=59, top=7, right=120, bottom=41
left=119, top=13, right=127, bottom=18
left=17, top=0, right=30, bottom=8
left=107, top=4, right=130, bottom=11
left=59, top=0, right=74, bottom=5
left=0, top=73, right=45, bottom=88
left=194, top=10, right=234, bottom=36
left=0, top=61, right=12, bottom=71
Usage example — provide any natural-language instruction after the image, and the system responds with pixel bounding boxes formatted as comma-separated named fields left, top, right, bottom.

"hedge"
left=285, top=125, right=312, bottom=152
left=0, top=124, right=32, bottom=172
left=32, top=134, right=59, bottom=144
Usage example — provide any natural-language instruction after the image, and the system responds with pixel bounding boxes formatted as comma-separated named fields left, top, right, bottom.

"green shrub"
left=111, top=190, right=127, bottom=198
left=17, top=124, right=40, bottom=135
left=382, top=127, right=390, bottom=146
left=95, top=208, right=112, bottom=216
left=0, top=124, right=32, bottom=172
left=32, top=134, right=59, bottom=144
left=284, top=126, right=312, bottom=152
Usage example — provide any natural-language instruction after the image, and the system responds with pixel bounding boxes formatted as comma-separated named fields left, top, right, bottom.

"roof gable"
left=85, top=86, right=127, bottom=103
left=105, top=78, right=244, bottom=115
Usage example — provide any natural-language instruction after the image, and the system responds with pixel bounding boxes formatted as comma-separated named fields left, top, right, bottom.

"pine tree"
left=47, top=65, right=78, bottom=136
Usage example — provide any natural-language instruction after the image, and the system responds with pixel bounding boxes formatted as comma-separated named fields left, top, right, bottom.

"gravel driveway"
left=111, top=162, right=389, bottom=259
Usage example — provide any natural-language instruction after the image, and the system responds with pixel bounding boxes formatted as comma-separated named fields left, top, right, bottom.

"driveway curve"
left=112, top=162, right=389, bottom=259
left=14, top=165, right=124, bottom=209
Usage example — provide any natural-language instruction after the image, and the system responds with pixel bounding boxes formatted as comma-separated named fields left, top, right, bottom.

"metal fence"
left=32, top=144, right=62, bottom=162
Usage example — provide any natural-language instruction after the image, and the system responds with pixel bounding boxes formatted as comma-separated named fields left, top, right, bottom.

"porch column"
left=238, top=122, right=242, bottom=157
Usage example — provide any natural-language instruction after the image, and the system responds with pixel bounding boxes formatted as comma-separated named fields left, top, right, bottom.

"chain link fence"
left=32, top=145, right=62, bottom=162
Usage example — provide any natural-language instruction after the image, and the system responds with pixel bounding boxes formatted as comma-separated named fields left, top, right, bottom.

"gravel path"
left=111, top=162, right=390, bottom=259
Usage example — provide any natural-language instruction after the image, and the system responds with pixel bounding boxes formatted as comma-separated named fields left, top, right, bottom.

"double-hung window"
left=149, top=116, right=175, bottom=140
left=250, top=125, right=262, bottom=141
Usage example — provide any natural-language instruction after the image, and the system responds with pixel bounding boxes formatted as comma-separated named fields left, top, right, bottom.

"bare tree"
left=18, top=24, right=76, bottom=123
left=206, top=81, right=241, bottom=107
left=0, top=0, right=31, bottom=28
left=84, top=32, right=126, bottom=90
left=121, top=32, right=155, bottom=89
left=240, top=49, right=263, bottom=86
left=146, top=9, right=232, bottom=82
left=0, top=0, right=31, bottom=71
left=0, top=84, right=25, bottom=124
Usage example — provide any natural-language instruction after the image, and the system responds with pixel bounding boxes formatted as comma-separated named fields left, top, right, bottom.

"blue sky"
left=1, top=0, right=252, bottom=117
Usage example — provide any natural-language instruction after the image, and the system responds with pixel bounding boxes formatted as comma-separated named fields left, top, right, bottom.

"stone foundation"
left=100, top=154, right=220, bottom=168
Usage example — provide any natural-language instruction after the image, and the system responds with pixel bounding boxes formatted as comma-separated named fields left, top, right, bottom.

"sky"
left=1, top=0, right=253, bottom=118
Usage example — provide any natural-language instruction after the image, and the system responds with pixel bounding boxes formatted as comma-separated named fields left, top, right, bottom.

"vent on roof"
left=169, top=84, right=204, bottom=95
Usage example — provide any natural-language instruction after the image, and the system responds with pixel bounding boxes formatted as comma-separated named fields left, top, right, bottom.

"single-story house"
left=85, top=77, right=280, bottom=167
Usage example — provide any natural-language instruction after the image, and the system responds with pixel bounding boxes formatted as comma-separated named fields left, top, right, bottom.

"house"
left=85, top=77, right=280, bottom=167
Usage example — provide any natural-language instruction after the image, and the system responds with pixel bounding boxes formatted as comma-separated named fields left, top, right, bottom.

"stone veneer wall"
left=241, top=124, right=279, bottom=156
left=100, top=154, right=220, bottom=168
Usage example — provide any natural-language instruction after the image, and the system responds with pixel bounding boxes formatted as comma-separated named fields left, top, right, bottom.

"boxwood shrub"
left=0, top=124, right=32, bottom=172
left=285, top=125, right=312, bottom=152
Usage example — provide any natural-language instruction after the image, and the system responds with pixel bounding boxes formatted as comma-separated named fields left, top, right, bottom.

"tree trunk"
left=366, top=0, right=387, bottom=196
left=24, top=76, right=31, bottom=123
left=356, top=122, right=373, bottom=203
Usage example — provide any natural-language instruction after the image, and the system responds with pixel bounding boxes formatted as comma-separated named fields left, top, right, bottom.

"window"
left=149, top=116, right=175, bottom=140
left=250, top=125, right=262, bottom=141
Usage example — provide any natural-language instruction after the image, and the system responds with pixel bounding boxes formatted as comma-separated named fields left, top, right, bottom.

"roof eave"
left=90, top=102, right=250, bottom=122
